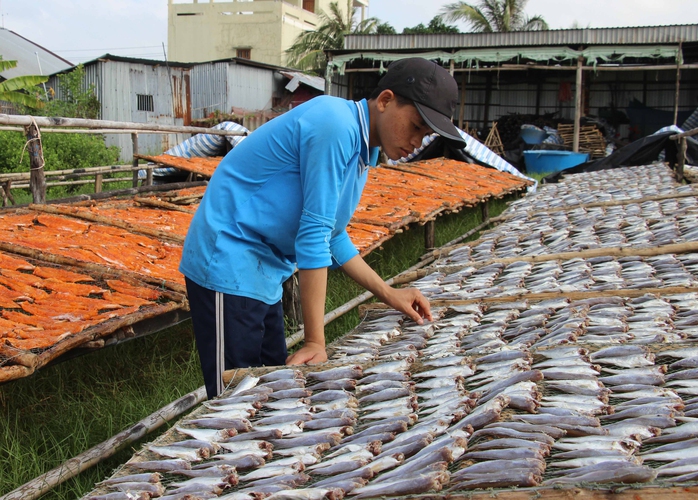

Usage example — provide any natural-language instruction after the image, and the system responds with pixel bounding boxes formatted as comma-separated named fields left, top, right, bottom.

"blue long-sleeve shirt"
left=179, top=96, right=379, bottom=304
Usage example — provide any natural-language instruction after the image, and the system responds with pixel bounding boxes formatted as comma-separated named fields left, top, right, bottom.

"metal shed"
left=326, top=24, right=698, bottom=147
left=47, top=54, right=195, bottom=162
left=189, top=57, right=286, bottom=120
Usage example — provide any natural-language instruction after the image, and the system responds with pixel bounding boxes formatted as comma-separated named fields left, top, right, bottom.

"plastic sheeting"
left=139, top=122, right=249, bottom=179
left=544, top=130, right=698, bottom=183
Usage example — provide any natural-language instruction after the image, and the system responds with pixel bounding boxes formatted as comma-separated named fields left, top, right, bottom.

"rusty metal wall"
left=190, top=61, right=281, bottom=120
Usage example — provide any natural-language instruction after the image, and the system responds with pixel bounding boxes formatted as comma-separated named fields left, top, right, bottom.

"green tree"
left=43, top=64, right=101, bottom=119
left=376, top=22, right=397, bottom=35
left=0, top=57, right=48, bottom=109
left=440, top=0, right=548, bottom=32
left=403, top=16, right=460, bottom=34
left=286, top=1, right=380, bottom=75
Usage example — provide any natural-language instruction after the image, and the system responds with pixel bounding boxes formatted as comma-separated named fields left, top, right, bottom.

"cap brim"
left=414, top=102, right=466, bottom=149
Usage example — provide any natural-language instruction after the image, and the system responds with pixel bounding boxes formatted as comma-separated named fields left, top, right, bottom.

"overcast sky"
left=1, top=0, right=696, bottom=64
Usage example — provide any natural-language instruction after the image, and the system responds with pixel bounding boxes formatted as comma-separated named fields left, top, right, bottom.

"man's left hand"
left=286, top=341, right=328, bottom=365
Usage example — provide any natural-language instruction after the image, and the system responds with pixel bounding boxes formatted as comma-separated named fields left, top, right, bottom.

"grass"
left=0, top=193, right=517, bottom=499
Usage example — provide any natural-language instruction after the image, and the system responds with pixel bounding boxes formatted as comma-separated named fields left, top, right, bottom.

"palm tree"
left=440, top=0, right=548, bottom=32
left=0, top=57, right=48, bottom=109
left=286, top=1, right=379, bottom=75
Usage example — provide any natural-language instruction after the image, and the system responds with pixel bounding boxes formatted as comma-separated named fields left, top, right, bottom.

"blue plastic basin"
left=523, top=150, right=590, bottom=175
left=520, top=127, right=547, bottom=144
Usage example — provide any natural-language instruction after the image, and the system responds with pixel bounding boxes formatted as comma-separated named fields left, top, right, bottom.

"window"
left=236, top=48, right=251, bottom=60
left=137, top=94, right=154, bottom=112
left=302, top=0, right=315, bottom=12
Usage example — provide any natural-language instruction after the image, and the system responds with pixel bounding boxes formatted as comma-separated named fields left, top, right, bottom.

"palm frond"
left=522, top=15, right=549, bottom=31
left=439, top=2, right=493, bottom=32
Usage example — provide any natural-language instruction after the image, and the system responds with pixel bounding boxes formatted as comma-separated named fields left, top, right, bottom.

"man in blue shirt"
left=180, top=58, right=466, bottom=399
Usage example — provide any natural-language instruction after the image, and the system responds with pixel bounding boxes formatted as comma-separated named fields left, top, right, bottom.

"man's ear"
left=376, top=89, right=395, bottom=112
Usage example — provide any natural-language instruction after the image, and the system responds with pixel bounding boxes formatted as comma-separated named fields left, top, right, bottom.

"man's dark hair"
left=368, top=88, right=413, bottom=106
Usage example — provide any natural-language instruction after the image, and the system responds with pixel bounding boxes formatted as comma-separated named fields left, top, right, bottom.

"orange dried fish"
left=40, top=279, right=107, bottom=297
left=0, top=252, right=34, bottom=271
left=0, top=276, right=48, bottom=301
left=106, top=280, right=162, bottom=300
left=0, top=269, right=43, bottom=287
left=32, top=266, right=94, bottom=283
left=20, top=301, right=97, bottom=322
left=102, top=291, right=151, bottom=308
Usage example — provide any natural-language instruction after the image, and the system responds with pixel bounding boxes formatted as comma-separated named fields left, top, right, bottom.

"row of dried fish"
left=507, top=164, right=686, bottom=213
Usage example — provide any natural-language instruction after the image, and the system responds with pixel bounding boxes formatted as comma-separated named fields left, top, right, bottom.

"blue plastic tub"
left=523, top=150, right=590, bottom=175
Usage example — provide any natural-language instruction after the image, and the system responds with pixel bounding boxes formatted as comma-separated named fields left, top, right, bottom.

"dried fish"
left=128, top=459, right=191, bottom=472
left=306, top=366, right=363, bottom=382
left=543, top=463, right=657, bottom=485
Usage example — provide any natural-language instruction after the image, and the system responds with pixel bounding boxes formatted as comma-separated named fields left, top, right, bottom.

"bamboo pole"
left=573, top=55, right=584, bottom=153
left=428, top=240, right=698, bottom=278
left=35, top=302, right=185, bottom=368
left=673, top=42, right=682, bottom=126
left=45, top=181, right=207, bottom=206
left=0, top=386, right=207, bottom=500
left=670, top=128, right=698, bottom=140
left=458, top=71, right=466, bottom=129
left=133, top=196, right=197, bottom=214
left=437, top=485, right=698, bottom=500
left=132, top=133, right=140, bottom=188
left=677, top=137, right=687, bottom=182
left=0, top=164, right=137, bottom=182
left=0, top=114, right=246, bottom=136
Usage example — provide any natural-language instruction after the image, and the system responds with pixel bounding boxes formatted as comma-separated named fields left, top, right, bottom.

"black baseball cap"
left=376, top=58, right=465, bottom=149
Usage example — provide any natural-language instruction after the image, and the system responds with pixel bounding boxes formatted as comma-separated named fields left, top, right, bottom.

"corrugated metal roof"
left=280, top=70, right=326, bottom=92
left=340, top=24, right=698, bottom=52
left=0, top=28, right=72, bottom=79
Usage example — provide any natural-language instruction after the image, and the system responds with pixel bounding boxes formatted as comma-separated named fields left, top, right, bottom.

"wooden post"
left=458, top=71, right=467, bottom=130
left=677, top=136, right=687, bottom=182
left=573, top=55, right=584, bottom=153
left=24, top=120, right=46, bottom=204
left=94, top=173, right=103, bottom=193
left=483, top=73, right=492, bottom=130
left=481, top=200, right=489, bottom=221
left=282, top=274, right=302, bottom=330
left=673, top=42, right=682, bottom=126
left=424, top=220, right=436, bottom=251
left=535, top=76, right=542, bottom=116
left=449, top=59, right=455, bottom=77
left=145, top=166, right=154, bottom=186
left=131, top=133, right=139, bottom=188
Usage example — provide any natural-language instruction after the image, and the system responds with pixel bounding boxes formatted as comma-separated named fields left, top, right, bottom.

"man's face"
left=375, top=92, right=434, bottom=161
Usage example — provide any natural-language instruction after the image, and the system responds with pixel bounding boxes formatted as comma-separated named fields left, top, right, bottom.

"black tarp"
left=544, top=131, right=698, bottom=183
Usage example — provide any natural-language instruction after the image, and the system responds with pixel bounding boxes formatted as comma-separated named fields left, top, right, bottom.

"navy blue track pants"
left=185, top=277, right=288, bottom=399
